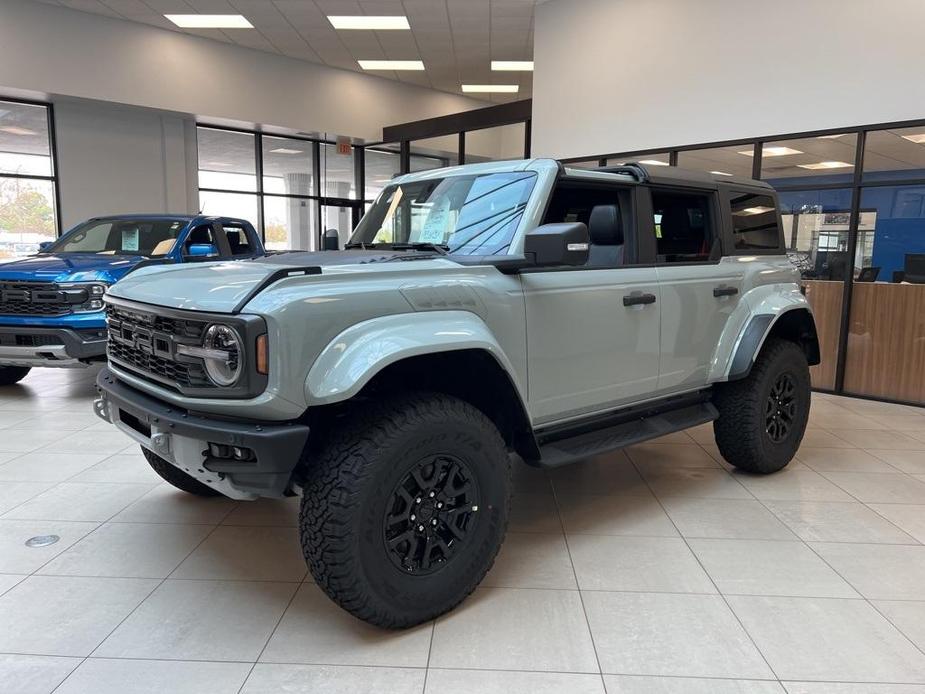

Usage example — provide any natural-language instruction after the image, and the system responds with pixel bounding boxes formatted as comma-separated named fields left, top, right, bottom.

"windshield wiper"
left=389, top=242, right=449, bottom=255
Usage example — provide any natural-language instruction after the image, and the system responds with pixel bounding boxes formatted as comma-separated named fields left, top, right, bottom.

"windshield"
left=350, top=171, right=537, bottom=255
left=46, top=219, right=186, bottom=257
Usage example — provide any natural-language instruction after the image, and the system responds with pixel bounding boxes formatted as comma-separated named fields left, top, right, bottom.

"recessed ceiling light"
left=901, top=133, right=925, bottom=144
left=710, top=170, right=734, bottom=176
left=0, top=126, right=37, bottom=136
left=491, top=61, right=534, bottom=71
left=269, top=148, right=303, bottom=155
left=817, top=134, right=847, bottom=139
left=165, top=14, right=253, bottom=28
left=203, top=161, right=232, bottom=167
left=738, top=146, right=803, bottom=157
left=461, top=84, right=519, bottom=93
left=639, top=159, right=670, bottom=166
left=358, top=60, right=425, bottom=71
left=328, top=16, right=410, bottom=30
left=796, top=161, right=853, bottom=170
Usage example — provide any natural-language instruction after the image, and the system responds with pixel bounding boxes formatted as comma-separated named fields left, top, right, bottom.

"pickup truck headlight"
left=199, top=324, right=243, bottom=386
left=61, top=282, right=108, bottom=313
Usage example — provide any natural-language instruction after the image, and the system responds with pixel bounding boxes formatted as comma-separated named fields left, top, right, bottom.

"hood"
left=0, top=253, right=146, bottom=284
left=108, top=250, right=454, bottom=314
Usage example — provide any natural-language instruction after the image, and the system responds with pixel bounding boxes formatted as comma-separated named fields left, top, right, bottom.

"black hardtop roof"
left=563, top=161, right=776, bottom=193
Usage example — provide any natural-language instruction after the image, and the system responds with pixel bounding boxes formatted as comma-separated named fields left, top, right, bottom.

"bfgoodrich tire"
left=713, top=338, right=811, bottom=474
left=299, top=391, right=512, bottom=628
left=142, top=447, right=222, bottom=497
left=0, top=366, right=31, bottom=386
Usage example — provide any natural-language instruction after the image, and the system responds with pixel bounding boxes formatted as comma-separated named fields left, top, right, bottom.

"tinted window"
left=651, top=190, right=715, bottom=263
left=729, top=192, right=781, bottom=250
left=184, top=225, right=217, bottom=255
left=223, top=225, right=253, bottom=256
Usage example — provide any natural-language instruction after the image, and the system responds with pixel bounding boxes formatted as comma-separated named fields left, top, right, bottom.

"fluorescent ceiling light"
left=817, top=134, right=847, bottom=139
left=901, top=133, right=925, bottom=144
left=710, top=170, right=734, bottom=176
left=737, top=206, right=775, bottom=215
left=165, top=14, right=252, bottom=28
left=491, top=61, right=534, bottom=71
left=269, top=148, right=303, bottom=155
left=639, top=159, right=669, bottom=166
left=203, top=161, right=231, bottom=167
left=328, top=16, right=410, bottom=30
left=358, top=60, right=425, bottom=71
left=797, top=161, right=853, bottom=170
left=738, top=146, right=803, bottom=157
left=0, top=126, right=37, bottom=136
left=462, top=84, right=519, bottom=93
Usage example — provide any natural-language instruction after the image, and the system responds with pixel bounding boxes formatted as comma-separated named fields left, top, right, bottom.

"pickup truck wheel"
left=141, top=447, right=221, bottom=497
left=300, top=391, right=512, bottom=628
left=713, top=338, right=810, bottom=474
left=0, top=366, right=31, bottom=386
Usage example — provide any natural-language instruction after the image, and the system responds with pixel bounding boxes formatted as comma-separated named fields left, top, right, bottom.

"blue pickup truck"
left=0, top=214, right=264, bottom=385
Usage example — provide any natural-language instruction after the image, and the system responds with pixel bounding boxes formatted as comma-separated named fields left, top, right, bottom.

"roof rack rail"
left=596, top=162, right=650, bottom=182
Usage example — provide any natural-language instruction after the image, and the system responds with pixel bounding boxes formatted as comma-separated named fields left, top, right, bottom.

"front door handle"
left=713, top=286, right=739, bottom=298
left=623, top=292, right=657, bottom=307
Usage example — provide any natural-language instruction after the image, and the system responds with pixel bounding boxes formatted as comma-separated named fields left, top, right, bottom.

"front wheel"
left=0, top=366, right=31, bottom=386
left=299, top=391, right=512, bottom=628
left=713, top=338, right=811, bottom=474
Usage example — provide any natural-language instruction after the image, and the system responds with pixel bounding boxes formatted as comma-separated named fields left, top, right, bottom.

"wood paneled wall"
left=802, top=280, right=843, bottom=390
left=844, top=282, right=925, bottom=404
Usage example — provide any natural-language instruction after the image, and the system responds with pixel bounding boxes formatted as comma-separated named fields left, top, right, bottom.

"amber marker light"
left=256, top=334, right=269, bottom=375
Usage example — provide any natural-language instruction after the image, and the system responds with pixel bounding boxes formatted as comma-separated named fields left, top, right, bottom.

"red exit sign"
left=336, top=136, right=352, bottom=155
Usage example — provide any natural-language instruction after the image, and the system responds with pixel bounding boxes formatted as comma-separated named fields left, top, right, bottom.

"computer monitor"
left=904, top=253, right=925, bottom=284
left=856, top=267, right=880, bottom=282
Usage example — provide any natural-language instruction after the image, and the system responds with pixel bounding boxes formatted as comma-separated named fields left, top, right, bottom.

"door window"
left=542, top=182, right=631, bottom=267
left=222, top=225, right=254, bottom=256
left=729, top=192, right=781, bottom=251
left=651, top=190, right=715, bottom=263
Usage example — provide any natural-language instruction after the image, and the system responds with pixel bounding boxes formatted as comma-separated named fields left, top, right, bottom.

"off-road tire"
left=299, top=391, right=512, bottom=629
left=0, top=366, right=31, bottom=386
left=142, top=447, right=222, bottom=496
left=713, top=338, right=810, bottom=474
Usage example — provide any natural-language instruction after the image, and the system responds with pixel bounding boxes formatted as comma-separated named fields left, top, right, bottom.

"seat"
left=586, top=204, right=624, bottom=267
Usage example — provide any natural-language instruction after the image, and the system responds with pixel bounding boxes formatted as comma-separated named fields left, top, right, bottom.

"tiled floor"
left=1, top=368, right=925, bottom=693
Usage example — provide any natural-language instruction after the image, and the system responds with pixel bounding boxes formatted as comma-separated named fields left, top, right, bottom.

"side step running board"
left=535, top=402, right=717, bottom=468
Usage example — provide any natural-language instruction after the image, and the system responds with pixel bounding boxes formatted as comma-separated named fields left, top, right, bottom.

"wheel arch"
left=726, top=307, right=820, bottom=381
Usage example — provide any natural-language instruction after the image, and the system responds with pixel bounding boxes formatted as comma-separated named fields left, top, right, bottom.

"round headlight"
left=202, top=324, right=243, bottom=386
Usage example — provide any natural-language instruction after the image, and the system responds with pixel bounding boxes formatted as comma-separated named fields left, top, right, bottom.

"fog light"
left=208, top=442, right=255, bottom=462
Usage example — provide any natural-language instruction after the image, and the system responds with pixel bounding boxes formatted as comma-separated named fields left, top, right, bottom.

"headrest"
left=588, top=204, right=623, bottom=246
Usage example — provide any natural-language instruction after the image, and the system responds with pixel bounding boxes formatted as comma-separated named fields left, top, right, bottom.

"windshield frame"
left=44, top=218, right=190, bottom=257
left=350, top=167, right=542, bottom=257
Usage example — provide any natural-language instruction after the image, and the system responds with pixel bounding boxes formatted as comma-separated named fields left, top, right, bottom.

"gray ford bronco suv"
left=94, top=159, right=819, bottom=627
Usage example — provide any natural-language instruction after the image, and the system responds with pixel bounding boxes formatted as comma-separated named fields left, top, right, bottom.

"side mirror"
left=523, top=222, right=589, bottom=267
left=187, top=243, right=218, bottom=258
left=323, top=228, right=340, bottom=251
left=38, top=241, right=53, bottom=252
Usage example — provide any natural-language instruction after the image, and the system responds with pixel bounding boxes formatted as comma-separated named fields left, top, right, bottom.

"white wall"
left=533, top=0, right=925, bottom=160
left=53, top=101, right=199, bottom=230
left=0, top=0, right=489, bottom=143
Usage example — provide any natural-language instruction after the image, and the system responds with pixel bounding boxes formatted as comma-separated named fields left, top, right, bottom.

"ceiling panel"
left=31, top=0, right=538, bottom=103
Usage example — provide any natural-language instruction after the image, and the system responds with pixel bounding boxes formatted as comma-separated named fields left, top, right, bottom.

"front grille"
left=106, top=304, right=213, bottom=390
left=0, top=333, right=63, bottom=348
left=0, top=281, right=73, bottom=317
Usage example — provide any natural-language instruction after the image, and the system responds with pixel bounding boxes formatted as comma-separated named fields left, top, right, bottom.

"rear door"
left=644, top=185, right=746, bottom=391
left=521, top=180, right=661, bottom=424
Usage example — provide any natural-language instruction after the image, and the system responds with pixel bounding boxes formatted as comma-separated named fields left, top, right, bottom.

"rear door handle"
left=623, top=292, right=657, bottom=307
left=713, top=286, right=739, bottom=298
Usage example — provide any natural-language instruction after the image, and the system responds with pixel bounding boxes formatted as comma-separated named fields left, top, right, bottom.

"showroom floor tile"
left=1, top=369, right=925, bottom=692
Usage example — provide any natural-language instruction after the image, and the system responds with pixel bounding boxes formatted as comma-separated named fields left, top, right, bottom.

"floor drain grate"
left=25, top=535, right=60, bottom=548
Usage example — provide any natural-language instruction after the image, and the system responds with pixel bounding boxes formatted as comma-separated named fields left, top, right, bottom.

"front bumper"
left=0, top=325, right=107, bottom=368
left=94, top=367, right=310, bottom=499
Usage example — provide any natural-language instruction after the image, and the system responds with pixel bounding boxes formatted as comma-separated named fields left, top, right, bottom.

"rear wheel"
left=299, top=391, right=512, bottom=628
left=713, top=338, right=810, bottom=474
left=141, top=447, right=221, bottom=496
left=0, top=366, right=31, bottom=386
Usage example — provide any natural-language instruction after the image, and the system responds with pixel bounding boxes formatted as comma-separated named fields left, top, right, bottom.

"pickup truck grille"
left=0, top=281, right=74, bottom=317
left=106, top=304, right=213, bottom=391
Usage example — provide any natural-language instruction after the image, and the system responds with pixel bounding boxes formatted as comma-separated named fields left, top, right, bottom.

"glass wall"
left=197, top=126, right=366, bottom=251
left=0, top=99, right=58, bottom=257
left=562, top=120, right=925, bottom=404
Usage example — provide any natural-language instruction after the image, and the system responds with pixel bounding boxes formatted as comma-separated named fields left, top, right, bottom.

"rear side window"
left=223, top=225, right=253, bottom=256
left=729, top=192, right=781, bottom=251
left=651, top=190, right=715, bottom=263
